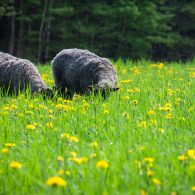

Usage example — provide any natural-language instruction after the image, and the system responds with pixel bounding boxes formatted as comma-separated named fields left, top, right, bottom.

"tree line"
left=0, top=0, right=194, bottom=63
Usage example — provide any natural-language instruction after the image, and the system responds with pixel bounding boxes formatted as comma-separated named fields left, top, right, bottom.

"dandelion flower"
left=192, top=186, right=195, bottom=191
left=187, top=149, right=195, bottom=159
left=90, top=142, right=99, bottom=149
left=1, top=148, right=9, bottom=154
left=68, top=157, right=88, bottom=165
left=146, top=170, right=153, bottom=177
left=10, top=161, right=22, bottom=169
left=46, top=176, right=67, bottom=187
left=152, top=178, right=161, bottom=186
left=57, top=156, right=64, bottom=162
left=96, top=160, right=109, bottom=169
left=133, top=99, right=138, bottom=105
left=178, top=155, right=187, bottom=161
left=26, top=124, right=36, bottom=130
left=46, top=122, right=53, bottom=129
left=5, top=143, right=16, bottom=147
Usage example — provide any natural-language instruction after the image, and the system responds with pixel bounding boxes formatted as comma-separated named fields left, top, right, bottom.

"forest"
left=0, top=0, right=195, bottom=62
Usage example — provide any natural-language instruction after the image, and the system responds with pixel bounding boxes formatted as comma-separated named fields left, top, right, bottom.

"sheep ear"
left=112, top=87, right=120, bottom=91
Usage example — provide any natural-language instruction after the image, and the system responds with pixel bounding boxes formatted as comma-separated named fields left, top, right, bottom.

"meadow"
left=0, top=60, right=194, bottom=195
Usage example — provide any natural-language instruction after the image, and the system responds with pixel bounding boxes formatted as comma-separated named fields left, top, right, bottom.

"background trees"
left=0, top=0, right=194, bottom=62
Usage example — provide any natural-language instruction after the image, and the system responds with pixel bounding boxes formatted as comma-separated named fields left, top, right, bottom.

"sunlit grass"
left=0, top=60, right=194, bottom=194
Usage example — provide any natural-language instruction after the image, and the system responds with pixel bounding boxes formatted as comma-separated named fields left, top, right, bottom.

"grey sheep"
left=52, top=48, right=119, bottom=98
left=0, top=52, right=52, bottom=96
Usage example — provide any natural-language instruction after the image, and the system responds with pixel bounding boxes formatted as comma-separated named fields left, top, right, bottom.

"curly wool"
left=52, top=48, right=118, bottom=96
left=0, top=52, right=51, bottom=95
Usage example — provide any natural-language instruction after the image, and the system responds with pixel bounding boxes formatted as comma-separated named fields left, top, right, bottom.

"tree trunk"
left=17, top=0, right=24, bottom=57
left=37, top=0, right=48, bottom=62
left=8, top=0, right=15, bottom=55
left=45, top=0, right=53, bottom=62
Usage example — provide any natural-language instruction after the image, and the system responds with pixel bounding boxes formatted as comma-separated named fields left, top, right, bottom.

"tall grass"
left=0, top=60, right=194, bottom=194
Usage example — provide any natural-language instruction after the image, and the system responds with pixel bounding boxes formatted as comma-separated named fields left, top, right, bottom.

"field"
left=0, top=60, right=194, bottom=195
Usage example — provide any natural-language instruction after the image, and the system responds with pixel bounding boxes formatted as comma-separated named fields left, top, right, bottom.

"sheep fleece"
left=52, top=49, right=118, bottom=94
left=0, top=52, right=49, bottom=94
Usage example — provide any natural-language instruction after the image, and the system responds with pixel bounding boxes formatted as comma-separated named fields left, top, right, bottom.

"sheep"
left=0, top=52, right=52, bottom=97
left=52, top=48, right=119, bottom=98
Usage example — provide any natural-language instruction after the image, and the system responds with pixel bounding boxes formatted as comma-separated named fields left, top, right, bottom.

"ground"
left=0, top=60, right=194, bottom=194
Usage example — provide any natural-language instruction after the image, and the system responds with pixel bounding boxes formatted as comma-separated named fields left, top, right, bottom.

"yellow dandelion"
left=144, top=158, right=154, bottom=163
left=192, top=186, right=195, bottom=191
left=57, top=156, right=64, bottom=162
left=90, top=153, right=97, bottom=158
left=96, top=160, right=109, bottom=169
left=68, top=157, right=88, bottom=165
left=140, top=189, right=148, bottom=195
left=60, top=133, right=70, bottom=139
left=133, top=99, right=138, bottom=105
left=158, top=128, right=165, bottom=133
left=26, top=124, right=36, bottom=130
left=46, top=122, right=53, bottom=129
left=148, top=110, right=155, bottom=115
left=1, top=148, right=9, bottom=154
left=123, top=95, right=130, bottom=100
left=90, top=141, right=99, bottom=149
left=57, top=170, right=64, bottom=175
left=5, top=143, right=16, bottom=147
left=146, top=170, right=153, bottom=177
left=65, top=170, right=71, bottom=176
left=10, top=161, right=22, bottom=169
left=69, top=151, right=77, bottom=157
left=46, top=176, right=67, bottom=187
left=152, top=178, right=161, bottom=186
left=178, top=155, right=187, bottom=161
left=187, top=149, right=195, bottom=159
left=69, top=136, right=79, bottom=143
left=103, top=109, right=109, bottom=114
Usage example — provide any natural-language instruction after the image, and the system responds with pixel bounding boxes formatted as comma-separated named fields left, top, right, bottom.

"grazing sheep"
left=52, top=48, right=119, bottom=98
left=0, top=52, right=52, bottom=96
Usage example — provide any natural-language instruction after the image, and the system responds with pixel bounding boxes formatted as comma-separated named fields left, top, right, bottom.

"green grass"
left=0, top=60, right=194, bottom=195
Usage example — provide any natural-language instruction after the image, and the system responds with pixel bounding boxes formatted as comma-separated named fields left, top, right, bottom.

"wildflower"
left=1, top=148, right=9, bottom=154
left=65, top=170, right=71, bottom=176
left=68, top=157, right=88, bottom=165
left=146, top=170, right=153, bottom=177
left=158, top=128, right=165, bottom=133
left=60, top=133, right=70, bottom=139
left=140, top=189, right=148, bottom=195
left=46, top=176, right=67, bottom=187
left=69, top=136, right=79, bottom=142
left=147, top=110, right=155, bottom=115
left=123, top=95, right=130, bottom=100
left=5, top=143, right=16, bottom=147
left=70, top=151, right=77, bottom=157
left=46, top=122, right=53, bottom=129
left=10, top=161, right=22, bottom=169
left=144, top=158, right=154, bottom=164
left=192, top=186, right=195, bottom=191
left=90, top=142, right=99, bottom=149
left=57, top=156, right=64, bottom=162
left=133, top=99, right=138, bottom=105
left=57, top=170, right=64, bottom=175
left=178, top=155, right=187, bottom=161
left=26, top=124, right=36, bottom=130
left=122, top=112, right=130, bottom=119
left=120, top=79, right=132, bottom=84
left=166, top=113, right=173, bottom=119
left=103, top=109, right=109, bottom=114
left=96, top=160, right=109, bottom=169
left=138, top=121, right=147, bottom=128
left=187, top=149, right=195, bottom=159
left=90, top=153, right=97, bottom=158
left=152, top=178, right=161, bottom=186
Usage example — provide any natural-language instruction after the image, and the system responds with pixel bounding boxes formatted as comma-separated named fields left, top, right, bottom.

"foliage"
left=0, top=0, right=194, bottom=61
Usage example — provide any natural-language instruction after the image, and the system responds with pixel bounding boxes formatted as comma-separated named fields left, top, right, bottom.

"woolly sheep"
left=0, top=52, right=52, bottom=96
left=52, top=48, right=119, bottom=98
